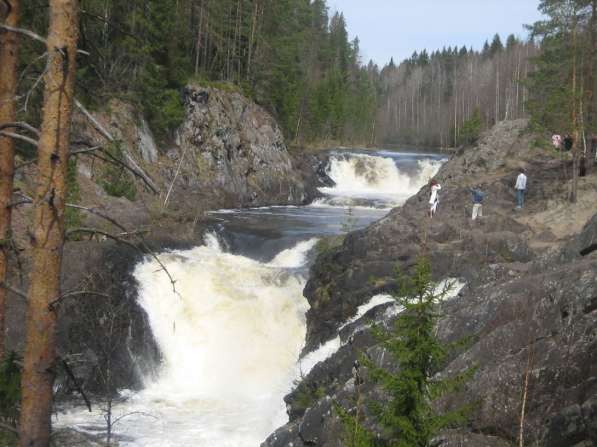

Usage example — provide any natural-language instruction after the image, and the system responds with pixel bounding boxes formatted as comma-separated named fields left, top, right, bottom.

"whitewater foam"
left=318, top=153, right=443, bottom=208
left=55, top=239, right=316, bottom=446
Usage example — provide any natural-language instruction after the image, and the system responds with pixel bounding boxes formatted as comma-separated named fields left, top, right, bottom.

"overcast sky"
left=328, top=0, right=544, bottom=66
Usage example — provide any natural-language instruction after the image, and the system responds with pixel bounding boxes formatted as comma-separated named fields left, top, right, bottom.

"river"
left=54, top=149, right=446, bottom=446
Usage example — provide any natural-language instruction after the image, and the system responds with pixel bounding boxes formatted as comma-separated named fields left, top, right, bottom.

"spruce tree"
left=366, top=258, right=472, bottom=447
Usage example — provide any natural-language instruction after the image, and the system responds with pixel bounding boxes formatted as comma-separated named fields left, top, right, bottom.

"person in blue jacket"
left=470, top=186, right=485, bottom=220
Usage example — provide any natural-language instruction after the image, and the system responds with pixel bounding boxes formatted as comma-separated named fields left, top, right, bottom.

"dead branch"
left=22, top=66, right=47, bottom=112
left=11, top=197, right=177, bottom=296
left=0, top=281, right=27, bottom=300
left=60, top=357, right=92, bottom=412
left=8, top=198, right=32, bottom=208
left=49, top=290, right=113, bottom=311
left=74, top=99, right=114, bottom=142
left=0, top=122, right=40, bottom=137
left=518, top=342, right=535, bottom=447
left=0, top=24, right=89, bottom=56
left=110, top=411, right=158, bottom=426
left=84, top=150, right=158, bottom=194
left=13, top=145, right=103, bottom=172
left=163, top=145, right=189, bottom=208
left=0, top=421, right=19, bottom=436
left=66, top=204, right=127, bottom=232
left=65, top=228, right=178, bottom=295
left=66, top=228, right=139, bottom=250
left=74, top=100, right=159, bottom=193
left=0, top=24, right=46, bottom=45
left=70, top=145, right=103, bottom=156
left=0, top=130, right=37, bottom=147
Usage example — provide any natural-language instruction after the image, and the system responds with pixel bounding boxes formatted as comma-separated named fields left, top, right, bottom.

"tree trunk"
left=19, top=1, right=80, bottom=445
left=586, top=0, right=597, bottom=126
left=194, top=0, right=204, bottom=76
left=0, top=0, right=20, bottom=361
left=571, top=11, right=579, bottom=204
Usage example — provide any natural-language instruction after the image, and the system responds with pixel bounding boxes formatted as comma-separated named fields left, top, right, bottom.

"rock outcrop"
left=172, top=85, right=316, bottom=209
left=264, top=120, right=597, bottom=447
left=67, top=86, right=319, bottom=231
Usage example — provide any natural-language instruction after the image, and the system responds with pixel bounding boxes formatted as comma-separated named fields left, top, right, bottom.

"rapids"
left=54, top=149, right=445, bottom=446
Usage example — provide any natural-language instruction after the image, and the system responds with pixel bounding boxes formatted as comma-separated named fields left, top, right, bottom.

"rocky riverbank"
left=264, top=120, right=597, bottom=446
left=6, top=85, right=325, bottom=396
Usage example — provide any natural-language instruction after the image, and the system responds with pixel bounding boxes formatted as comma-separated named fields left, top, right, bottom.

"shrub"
left=99, top=142, right=137, bottom=201
left=459, top=109, right=482, bottom=146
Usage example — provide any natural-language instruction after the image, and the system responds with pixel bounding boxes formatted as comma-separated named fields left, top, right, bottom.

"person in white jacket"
left=429, top=180, right=441, bottom=218
left=515, top=168, right=527, bottom=209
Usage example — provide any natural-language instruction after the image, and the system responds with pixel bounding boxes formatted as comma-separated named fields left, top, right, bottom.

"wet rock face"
left=173, top=85, right=315, bottom=208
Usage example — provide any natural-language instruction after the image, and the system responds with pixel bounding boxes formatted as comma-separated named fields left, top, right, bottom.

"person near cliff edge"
left=429, top=179, right=441, bottom=218
left=469, top=186, right=485, bottom=220
left=515, top=168, right=527, bottom=209
left=563, top=134, right=573, bottom=152
left=552, top=134, right=562, bottom=151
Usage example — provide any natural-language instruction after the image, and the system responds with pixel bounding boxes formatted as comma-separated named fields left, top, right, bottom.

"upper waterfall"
left=316, top=152, right=444, bottom=208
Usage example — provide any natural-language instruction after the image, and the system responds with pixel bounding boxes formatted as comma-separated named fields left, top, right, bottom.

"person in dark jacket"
left=563, top=134, right=574, bottom=151
left=469, top=186, right=485, bottom=220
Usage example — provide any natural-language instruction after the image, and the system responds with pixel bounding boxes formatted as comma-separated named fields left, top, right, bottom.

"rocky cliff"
left=65, top=85, right=317, bottom=232
left=264, top=120, right=597, bottom=447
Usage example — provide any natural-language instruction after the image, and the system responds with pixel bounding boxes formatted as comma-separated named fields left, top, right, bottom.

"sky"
left=328, top=0, right=545, bottom=66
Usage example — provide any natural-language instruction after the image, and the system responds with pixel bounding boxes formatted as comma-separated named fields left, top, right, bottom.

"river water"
left=54, top=149, right=446, bottom=446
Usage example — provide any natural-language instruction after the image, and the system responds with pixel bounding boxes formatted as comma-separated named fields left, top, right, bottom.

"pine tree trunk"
left=19, top=1, right=79, bottom=445
left=0, top=0, right=20, bottom=361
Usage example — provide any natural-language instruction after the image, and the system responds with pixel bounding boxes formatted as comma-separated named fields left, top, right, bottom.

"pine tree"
left=19, top=0, right=80, bottom=445
left=0, top=0, right=20, bottom=361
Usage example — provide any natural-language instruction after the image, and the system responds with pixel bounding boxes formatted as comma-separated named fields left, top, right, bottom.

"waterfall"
left=316, top=153, right=444, bottom=208
left=55, top=237, right=314, bottom=446
left=54, top=149, right=449, bottom=446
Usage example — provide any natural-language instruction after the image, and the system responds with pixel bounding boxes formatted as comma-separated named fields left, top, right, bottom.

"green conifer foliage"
left=360, top=258, right=473, bottom=447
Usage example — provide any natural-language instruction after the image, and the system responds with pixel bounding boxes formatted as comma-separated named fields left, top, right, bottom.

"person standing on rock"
left=470, top=186, right=485, bottom=220
left=515, top=168, right=527, bottom=209
left=429, top=180, right=441, bottom=218
left=552, top=134, right=562, bottom=151
left=563, top=134, right=573, bottom=152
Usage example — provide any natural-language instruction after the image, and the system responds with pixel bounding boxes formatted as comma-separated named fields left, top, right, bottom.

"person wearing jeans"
left=515, top=168, right=527, bottom=209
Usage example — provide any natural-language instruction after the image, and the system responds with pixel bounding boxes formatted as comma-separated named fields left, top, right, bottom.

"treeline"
left=19, top=0, right=377, bottom=144
left=376, top=35, right=540, bottom=147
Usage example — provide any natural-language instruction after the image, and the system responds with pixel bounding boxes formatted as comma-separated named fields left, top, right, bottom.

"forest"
left=16, top=0, right=378, bottom=145
left=377, top=0, right=597, bottom=151
left=376, top=36, right=540, bottom=147
left=11, top=0, right=597, bottom=151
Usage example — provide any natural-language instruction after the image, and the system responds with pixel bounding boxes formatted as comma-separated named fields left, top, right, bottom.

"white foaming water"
left=299, top=280, right=466, bottom=374
left=55, top=240, right=314, bottom=446
left=318, top=153, right=443, bottom=207
left=298, top=337, right=342, bottom=376
left=268, top=238, right=319, bottom=268
left=339, top=294, right=396, bottom=330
